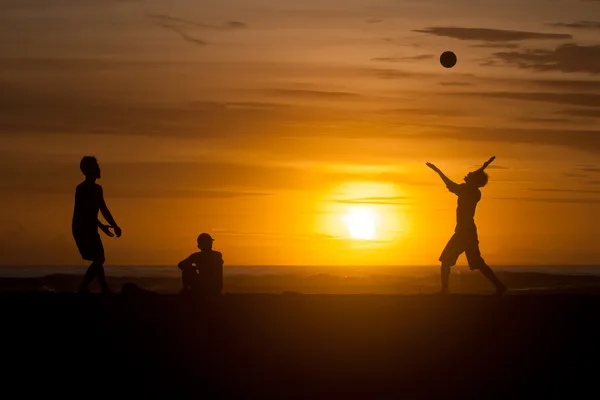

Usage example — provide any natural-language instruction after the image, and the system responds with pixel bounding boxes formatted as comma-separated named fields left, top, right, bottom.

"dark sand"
left=2, top=280, right=600, bottom=398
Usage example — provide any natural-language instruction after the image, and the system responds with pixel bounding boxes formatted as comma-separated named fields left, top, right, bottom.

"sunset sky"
left=2, top=0, right=600, bottom=266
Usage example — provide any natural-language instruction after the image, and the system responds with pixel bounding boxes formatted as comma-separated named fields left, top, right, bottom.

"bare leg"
left=79, top=262, right=97, bottom=293
left=479, top=264, right=507, bottom=295
left=95, top=262, right=111, bottom=293
left=441, top=263, right=451, bottom=294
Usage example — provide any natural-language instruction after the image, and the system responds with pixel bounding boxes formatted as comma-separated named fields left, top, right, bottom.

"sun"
left=344, top=206, right=376, bottom=240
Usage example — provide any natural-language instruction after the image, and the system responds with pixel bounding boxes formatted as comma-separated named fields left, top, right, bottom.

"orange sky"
left=1, top=0, right=600, bottom=266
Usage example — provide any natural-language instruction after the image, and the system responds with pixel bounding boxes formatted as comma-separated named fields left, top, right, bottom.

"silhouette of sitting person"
left=178, top=233, right=223, bottom=295
left=426, top=156, right=507, bottom=295
left=72, top=156, right=122, bottom=294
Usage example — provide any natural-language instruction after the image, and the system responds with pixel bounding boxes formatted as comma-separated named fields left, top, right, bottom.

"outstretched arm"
left=426, top=162, right=460, bottom=193
left=99, top=187, right=122, bottom=237
left=476, top=156, right=496, bottom=172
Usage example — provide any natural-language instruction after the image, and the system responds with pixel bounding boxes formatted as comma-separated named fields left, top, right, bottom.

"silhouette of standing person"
left=72, top=156, right=122, bottom=294
left=178, top=233, right=223, bottom=295
left=426, top=157, right=507, bottom=295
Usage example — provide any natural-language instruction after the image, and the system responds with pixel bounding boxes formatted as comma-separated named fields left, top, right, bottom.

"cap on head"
left=466, top=170, right=489, bottom=188
left=197, top=233, right=214, bottom=247
left=80, top=156, right=100, bottom=178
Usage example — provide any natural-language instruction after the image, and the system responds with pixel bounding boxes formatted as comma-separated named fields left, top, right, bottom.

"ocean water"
left=0, top=264, right=599, bottom=278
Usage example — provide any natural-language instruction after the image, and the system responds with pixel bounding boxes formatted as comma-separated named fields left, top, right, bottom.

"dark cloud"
left=156, top=24, right=207, bottom=46
left=364, top=68, right=430, bottom=79
left=530, top=79, right=600, bottom=91
left=439, top=81, right=474, bottom=87
left=223, top=102, right=292, bottom=110
left=556, top=108, right=600, bottom=118
left=413, top=27, right=572, bottom=42
left=147, top=13, right=247, bottom=46
left=0, top=84, right=303, bottom=137
left=471, top=43, right=520, bottom=49
left=547, top=21, right=600, bottom=30
left=515, top=116, right=579, bottom=124
left=0, top=159, right=425, bottom=197
left=527, top=188, right=600, bottom=194
left=147, top=14, right=247, bottom=31
left=456, top=91, right=600, bottom=107
left=371, top=54, right=434, bottom=63
left=576, top=167, right=600, bottom=173
left=380, top=108, right=470, bottom=117
left=490, top=44, right=600, bottom=74
left=263, top=89, right=362, bottom=99
left=422, top=125, right=600, bottom=154
left=494, top=197, right=600, bottom=204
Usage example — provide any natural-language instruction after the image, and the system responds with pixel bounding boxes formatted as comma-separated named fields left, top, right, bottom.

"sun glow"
left=344, top=206, right=377, bottom=240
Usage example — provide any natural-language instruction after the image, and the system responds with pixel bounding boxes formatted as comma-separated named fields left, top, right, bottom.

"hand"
left=113, top=225, right=122, bottom=238
left=99, top=224, right=115, bottom=238
left=426, top=162, right=439, bottom=172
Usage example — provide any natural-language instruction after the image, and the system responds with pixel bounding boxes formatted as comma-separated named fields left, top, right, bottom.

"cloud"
left=439, top=81, right=474, bottom=87
left=379, top=108, right=470, bottom=117
left=556, top=108, right=600, bottom=118
left=334, top=196, right=411, bottom=205
left=364, top=68, right=431, bottom=80
left=413, top=27, right=572, bottom=42
left=147, top=13, right=247, bottom=46
left=515, top=116, right=579, bottom=124
left=455, top=91, right=600, bottom=107
left=156, top=24, right=207, bottom=46
left=530, top=79, right=600, bottom=91
left=371, top=54, right=435, bottom=63
left=490, top=44, right=600, bottom=74
left=495, top=197, right=600, bottom=204
left=263, top=89, right=362, bottom=99
left=147, top=14, right=247, bottom=31
left=576, top=167, right=600, bottom=173
left=365, top=19, right=383, bottom=24
left=547, top=21, right=600, bottom=30
left=423, top=125, right=600, bottom=154
left=471, top=43, right=520, bottom=49
left=0, top=84, right=304, bottom=138
left=527, top=188, right=600, bottom=194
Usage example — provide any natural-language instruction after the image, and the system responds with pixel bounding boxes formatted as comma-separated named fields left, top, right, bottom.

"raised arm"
left=476, top=156, right=496, bottom=173
left=426, top=162, right=460, bottom=193
left=99, top=186, right=122, bottom=237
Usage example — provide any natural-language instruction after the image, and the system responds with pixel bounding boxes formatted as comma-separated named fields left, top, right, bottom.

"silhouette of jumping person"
left=178, top=233, right=223, bottom=295
left=426, top=157, right=507, bottom=295
left=72, top=156, right=122, bottom=294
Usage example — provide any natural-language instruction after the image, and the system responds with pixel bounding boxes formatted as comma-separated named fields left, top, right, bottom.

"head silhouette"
left=80, top=156, right=101, bottom=180
left=197, top=233, right=214, bottom=251
left=464, top=170, right=488, bottom=188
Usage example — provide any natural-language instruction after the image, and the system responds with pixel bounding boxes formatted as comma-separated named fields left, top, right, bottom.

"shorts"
left=73, top=230, right=105, bottom=262
left=439, top=230, right=486, bottom=270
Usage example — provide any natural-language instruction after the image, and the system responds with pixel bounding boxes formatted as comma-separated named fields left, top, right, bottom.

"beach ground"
left=2, top=289, right=599, bottom=398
